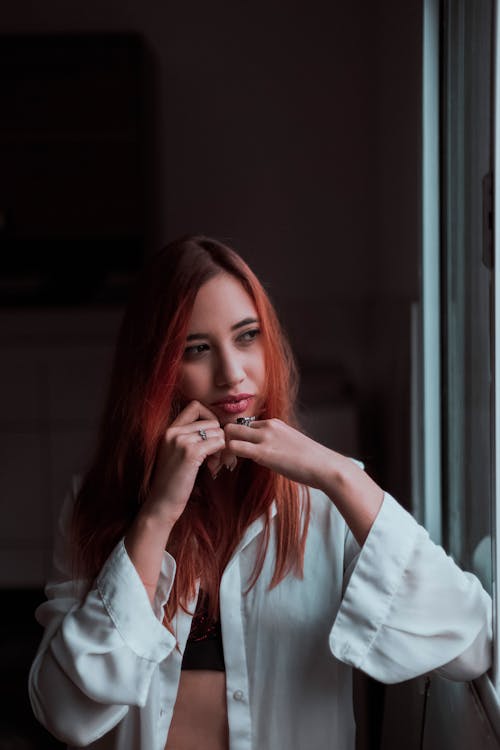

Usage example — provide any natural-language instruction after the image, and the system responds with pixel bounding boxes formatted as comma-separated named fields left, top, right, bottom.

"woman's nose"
left=214, top=350, right=245, bottom=388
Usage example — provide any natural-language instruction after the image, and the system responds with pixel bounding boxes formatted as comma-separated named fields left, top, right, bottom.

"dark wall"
left=0, top=0, right=422, bottom=501
left=0, top=2, right=422, bottom=748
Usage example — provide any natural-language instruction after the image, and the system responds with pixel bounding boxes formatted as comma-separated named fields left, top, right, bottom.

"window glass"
left=441, top=0, right=493, bottom=593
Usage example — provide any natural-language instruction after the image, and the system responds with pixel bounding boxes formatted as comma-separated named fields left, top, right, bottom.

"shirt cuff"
left=329, top=492, right=420, bottom=671
left=97, top=539, right=177, bottom=662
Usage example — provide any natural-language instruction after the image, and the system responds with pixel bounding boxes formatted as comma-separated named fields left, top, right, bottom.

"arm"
left=125, top=400, right=226, bottom=603
left=225, top=417, right=384, bottom=544
left=315, top=452, right=491, bottom=682
left=28, top=481, right=177, bottom=747
left=331, top=493, right=492, bottom=684
left=225, top=420, right=492, bottom=684
left=317, top=450, right=384, bottom=545
left=30, top=402, right=225, bottom=746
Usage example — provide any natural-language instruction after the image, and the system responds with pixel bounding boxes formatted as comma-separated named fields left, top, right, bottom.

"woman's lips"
left=214, top=396, right=254, bottom=414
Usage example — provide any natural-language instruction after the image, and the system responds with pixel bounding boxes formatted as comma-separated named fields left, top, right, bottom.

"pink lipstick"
left=213, top=393, right=254, bottom=415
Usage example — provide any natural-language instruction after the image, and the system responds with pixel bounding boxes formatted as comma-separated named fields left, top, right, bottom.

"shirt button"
left=233, top=690, right=244, bottom=701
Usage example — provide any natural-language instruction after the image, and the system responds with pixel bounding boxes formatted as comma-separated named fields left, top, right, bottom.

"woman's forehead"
left=188, top=274, right=258, bottom=330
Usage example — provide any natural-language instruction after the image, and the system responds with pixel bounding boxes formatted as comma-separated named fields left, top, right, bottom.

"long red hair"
left=71, top=235, right=310, bottom=622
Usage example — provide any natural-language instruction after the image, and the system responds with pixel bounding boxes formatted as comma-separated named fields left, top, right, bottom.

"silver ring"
left=236, top=416, right=256, bottom=427
left=199, top=428, right=208, bottom=441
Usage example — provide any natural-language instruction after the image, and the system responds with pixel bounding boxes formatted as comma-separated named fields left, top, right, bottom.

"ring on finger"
left=236, top=416, right=256, bottom=427
left=199, top=428, right=208, bottom=441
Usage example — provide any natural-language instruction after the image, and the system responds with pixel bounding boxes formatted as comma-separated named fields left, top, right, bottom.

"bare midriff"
left=165, top=670, right=229, bottom=750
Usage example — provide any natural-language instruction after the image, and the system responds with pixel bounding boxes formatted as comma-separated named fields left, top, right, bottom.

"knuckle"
left=175, top=434, right=190, bottom=452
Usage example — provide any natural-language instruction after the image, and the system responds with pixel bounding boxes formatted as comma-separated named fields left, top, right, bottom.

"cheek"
left=177, top=365, right=210, bottom=400
left=176, top=369, right=195, bottom=399
left=255, top=350, right=266, bottom=385
left=249, top=350, right=267, bottom=399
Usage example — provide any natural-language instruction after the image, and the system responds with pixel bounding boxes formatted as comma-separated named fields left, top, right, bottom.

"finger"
left=220, top=446, right=238, bottom=470
left=206, top=452, right=225, bottom=478
left=171, top=419, right=221, bottom=434
left=225, top=438, right=260, bottom=460
left=181, top=428, right=223, bottom=444
left=225, top=418, right=265, bottom=429
left=170, top=400, right=219, bottom=427
left=224, top=423, right=261, bottom=442
left=206, top=449, right=237, bottom=478
left=201, top=434, right=227, bottom=454
left=191, top=433, right=226, bottom=464
left=200, top=435, right=227, bottom=477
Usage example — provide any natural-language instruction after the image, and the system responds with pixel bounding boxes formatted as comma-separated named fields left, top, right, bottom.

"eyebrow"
left=186, top=317, right=259, bottom=341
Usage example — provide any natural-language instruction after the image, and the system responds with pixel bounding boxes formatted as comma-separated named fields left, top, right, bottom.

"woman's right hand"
left=144, top=400, right=225, bottom=527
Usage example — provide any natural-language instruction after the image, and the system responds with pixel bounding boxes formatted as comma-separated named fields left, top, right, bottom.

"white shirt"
left=29, top=478, right=492, bottom=749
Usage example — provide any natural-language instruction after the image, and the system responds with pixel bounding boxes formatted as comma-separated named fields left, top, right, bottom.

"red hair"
left=71, top=235, right=310, bottom=623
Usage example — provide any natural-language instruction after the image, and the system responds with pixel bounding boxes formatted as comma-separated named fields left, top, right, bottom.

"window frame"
left=421, top=0, right=500, bottom=733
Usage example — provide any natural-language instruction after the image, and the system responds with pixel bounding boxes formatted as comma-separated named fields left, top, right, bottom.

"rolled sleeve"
left=97, top=539, right=176, bottom=662
left=329, top=493, right=492, bottom=684
left=29, top=479, right=179, bottom=745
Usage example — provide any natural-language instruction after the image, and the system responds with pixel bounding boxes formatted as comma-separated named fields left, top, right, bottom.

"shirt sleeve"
left=28, top=477, right=177, bottom=747
left=329, top=492, right=492, bottom=685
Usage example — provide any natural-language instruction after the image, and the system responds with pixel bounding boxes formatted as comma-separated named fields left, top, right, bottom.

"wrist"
left=320, top=452, right=384, bottom=545
left=312, top=445, right=352, bottom=496
left=139, top=494, right=179, bottom=534
left=125, top=502, right=176, bottom=559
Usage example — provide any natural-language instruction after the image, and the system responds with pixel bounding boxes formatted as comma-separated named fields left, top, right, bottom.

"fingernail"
left=212, top=468, right=220, bottom=479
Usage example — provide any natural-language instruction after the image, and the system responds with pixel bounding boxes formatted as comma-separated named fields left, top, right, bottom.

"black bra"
left=181, top=591, right=225, bottom=672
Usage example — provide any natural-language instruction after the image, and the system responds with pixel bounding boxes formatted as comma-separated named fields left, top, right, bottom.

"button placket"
left=220, top=557, right=253, bottom=749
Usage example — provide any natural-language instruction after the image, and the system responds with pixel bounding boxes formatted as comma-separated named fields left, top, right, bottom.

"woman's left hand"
left=225, top=417, right=385, bottom=545
left=224, top=418, right=333, bottom=490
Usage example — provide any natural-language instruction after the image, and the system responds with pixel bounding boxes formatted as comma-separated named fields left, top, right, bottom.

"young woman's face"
left=177, top=273, right=266, bottom=425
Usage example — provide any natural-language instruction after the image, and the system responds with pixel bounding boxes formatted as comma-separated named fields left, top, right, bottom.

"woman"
left=29, top=235, right=492, bottom=750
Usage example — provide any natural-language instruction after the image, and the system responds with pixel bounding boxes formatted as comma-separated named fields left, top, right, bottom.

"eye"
left=184, top=343, right=210, bottom=359
left=238, top=328, right=261, bottom=344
